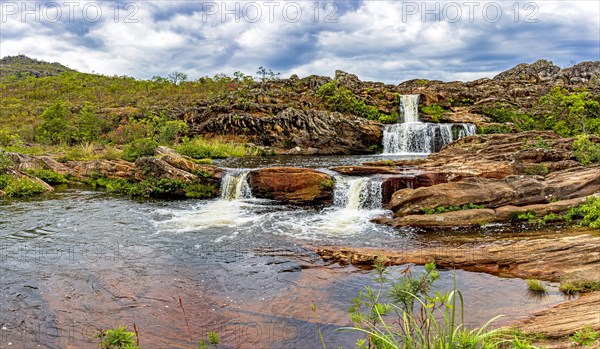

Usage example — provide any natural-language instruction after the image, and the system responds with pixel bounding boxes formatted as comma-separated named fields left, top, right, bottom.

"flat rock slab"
left=518, top=291, right=600, bottom=338
left=248, top=167, right=333, bottom=205
left=315, top=233, right=600, bottom=281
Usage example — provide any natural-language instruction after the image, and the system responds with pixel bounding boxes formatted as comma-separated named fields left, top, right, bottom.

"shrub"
left=0, top=150, right=13, bottom=172
left=37, top=99, right=74, bottom=144
left=157, top=120, right=189, bottom=144
left=419, top=104, right=445, bottom=122
left=570, top=325, right=599, bottom=347
left=522, top=164, right=549, bottom=176
left=2, top=176, right=48, bottom=197
left=479, top=124, right=512, bottom=134
left=95, top=326, right=139, bottom=349
left=184, top=183, right=219, bottom=199
left=559, top=280, right=600, bottom=295
left=25, top=169, right=67, bottom=184
left=0, top=129, right=21, bottom=146
left=539, top=87, right=600, bottom=136
left=422, top=203, right=485, bottom=214
left=566, top=196, right=600, bottom=228
left=122, top=138, right=158, bottom=162
left=316, top=81, right=388, bottom=122
left=573, top=134, right=600, bottom=165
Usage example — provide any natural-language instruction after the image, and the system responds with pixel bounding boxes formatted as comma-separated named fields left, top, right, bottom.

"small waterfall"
left=220, top=169, right=253, bottom=200
left=399, top=94, right=420, bottom=123
left=334, top=176, right=383, bottom=210
left=382, top=95, right=477, bottom=154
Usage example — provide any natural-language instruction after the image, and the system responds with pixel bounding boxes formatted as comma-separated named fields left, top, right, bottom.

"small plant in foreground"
left=559, top=280, right=600, bottom=295
left=570, top=325, right=599, bottom=347
left=95, top=326, right=139, bottom=349
left=198, top=331, right=220, bottom=349
left=525, top=279, right=547, bottom=294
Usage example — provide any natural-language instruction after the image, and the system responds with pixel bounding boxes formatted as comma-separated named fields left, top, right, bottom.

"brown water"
left=1, top=188, right=568, bottom=348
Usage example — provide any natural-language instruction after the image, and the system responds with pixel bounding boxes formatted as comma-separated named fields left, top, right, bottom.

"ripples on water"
left=1, top=189, right=567, bottom=348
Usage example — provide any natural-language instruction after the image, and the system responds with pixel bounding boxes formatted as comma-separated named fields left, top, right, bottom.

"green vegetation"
left=479, top=124, right=512, bottom=134
left=559, top=280, right=600, bottom=295
left=0, top=175, right=48, bottom=198
left=522, top=164, right=549, bottom=176
left=340, top=257, right=540, bottom=349
left=87, top=175, right=219, bottom=199
left=515, top=211, right=537, bottom=223
left=422, top=203, right=485, bottom=214
left=175, top=137, right=261, bottom=159
left=419, top=104, right=446, bottom=122
left=525, top=279, right=547, bottom=294
left=566, top=196, right=600, bottom=228
left=122, top=138, right=159, bottom=162
left=570, top=326, right=599, bottom=347
left=198, top=331, right=220, bottom=349
left=24, top=169, right=67, bottom=184
left=95, top=326, right=139, bottom=349
left=319, top=179, right=336, bottom=191
left=521, top=136, right=552, bottom=150
left=317, top=81, right=392, bottom=123
left=573, top=134, right=600, bottom=165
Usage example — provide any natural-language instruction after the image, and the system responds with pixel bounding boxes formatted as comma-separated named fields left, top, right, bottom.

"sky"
left=0, top=0, right=599, bottom=83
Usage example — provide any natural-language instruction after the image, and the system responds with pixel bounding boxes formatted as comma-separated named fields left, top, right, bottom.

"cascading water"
left=220, top=169, right=253, bottom=200
left=382, top=95, right=477, bottom=154
left=333, top=176, right=383, bottom=210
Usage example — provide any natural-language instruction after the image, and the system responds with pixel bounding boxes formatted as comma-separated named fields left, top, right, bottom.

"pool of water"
left=0, top=189, right=568, bottom=348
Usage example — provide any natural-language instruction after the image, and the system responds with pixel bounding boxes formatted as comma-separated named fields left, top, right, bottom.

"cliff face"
left=184, top=60, right=599, bottom=154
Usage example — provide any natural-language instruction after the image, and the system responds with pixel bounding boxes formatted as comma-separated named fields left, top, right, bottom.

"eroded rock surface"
left=248, top=167, right=334, bottom=205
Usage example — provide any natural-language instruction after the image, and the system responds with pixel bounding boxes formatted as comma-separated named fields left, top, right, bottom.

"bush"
left=419, top=104, right=445, bottom=122
left=95, top=326, right=139, bottom=349
left=122, top=138, right=158, bottom=162
left=479, top=124, right=512, bottom=134
left=2, top=176, right=48, bottom=197
left=316, top=81, right=389, bottom=122
left=156, top=120, right=189, bottom=144
left=559, top=280, right=600, bottom=295
left=566, top=196, right=600, bottom=228
left=184, top=183, right=219, bottom=199
left=25, top=169, right=67, bottom=184
left=539, top=87, right=600, bottom=136
left=0, top=129, right=21, bottom=146
left=37, top=100, right=74, bottom=144
left=522, top=163, right=549, bottom=176
left=0, top=150, right=13, bottom=172
left=573, top=134, right=600, bottom=165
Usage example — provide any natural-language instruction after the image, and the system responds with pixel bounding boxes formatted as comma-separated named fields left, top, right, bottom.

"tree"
left=256, top=66, right=280, bottom=84
left=167, top=71, right=188, bottom=85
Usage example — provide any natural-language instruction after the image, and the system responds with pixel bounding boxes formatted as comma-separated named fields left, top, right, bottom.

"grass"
left=0, top=174, right=48, bottom=197
left=24, top=168, right=67, bottom=184
left=559, top=280, right=600, bottom=295
left=422, top=203, right=485, bottom=214
left=570, top=325, right=599, bottom=347
left=175, top=136, right=260, bottom=159
left=525, top=279, right=547, bottom=294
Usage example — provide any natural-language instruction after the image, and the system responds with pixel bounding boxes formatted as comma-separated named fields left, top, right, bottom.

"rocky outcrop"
left=385, top=194, right=600, bottom=228
left=316, top=230, right=600, bottom=281
left=193, top=108, right=383, bottom=155
left=248, top=167, right=333, bottom=205
left=518, top=292, right=600, bottom=338
left=389, top=166, right=600, bottom=216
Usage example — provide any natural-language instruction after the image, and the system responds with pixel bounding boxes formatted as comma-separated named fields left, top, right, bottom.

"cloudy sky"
left=1, top=0, right=598, bottom=83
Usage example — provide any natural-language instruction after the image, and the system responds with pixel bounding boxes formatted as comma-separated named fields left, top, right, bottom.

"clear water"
left=1, top=188, right=567, bottom=348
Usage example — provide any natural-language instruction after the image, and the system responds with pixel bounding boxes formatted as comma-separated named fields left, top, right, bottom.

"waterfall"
left=220, top=169, right=253, bottom=200
left=382, top=95, right=477, bottom=154
left=334, top=176, right=383, bottom=210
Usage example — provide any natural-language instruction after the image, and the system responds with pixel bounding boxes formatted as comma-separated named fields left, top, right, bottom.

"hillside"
left=0, top=55, right=599, bottom=156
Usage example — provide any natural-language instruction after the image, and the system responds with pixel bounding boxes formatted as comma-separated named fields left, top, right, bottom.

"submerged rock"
left=248, top=167, right=334, bottom=205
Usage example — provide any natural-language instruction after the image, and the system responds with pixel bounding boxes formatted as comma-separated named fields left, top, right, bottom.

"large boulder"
left=66, top=159, right=136, bottom=180
left=390, top=166, right=600, bottom=216
left=248, top=167, right=333, bottom=205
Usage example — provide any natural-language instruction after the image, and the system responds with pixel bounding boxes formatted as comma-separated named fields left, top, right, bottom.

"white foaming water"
left=333, top=176, right=383, bottom=210
left=382, top=94, right=477, bottom=154
left=155, top=174, right=394, bottom=241
left=220, top=169, right=253, bottom=200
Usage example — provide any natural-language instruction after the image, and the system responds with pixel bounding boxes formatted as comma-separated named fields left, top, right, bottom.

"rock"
left=388, top=194, right=599, bottom=227
left=493, top=59, right=561, bottom=82
left=518, top=292, right=600, bottom=338
left=194, top=108, right=383, bottom=155
left=134, top=157, right=198, bottom=184
left=315, top=230, right=600, bottom=281
left=155, top=146, right=224, bottom=179
left=389, top=167, right=600, bottom=216
left=248, top=167, right=333, bottom=205
left=65, top=159, right=136, bottom=180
